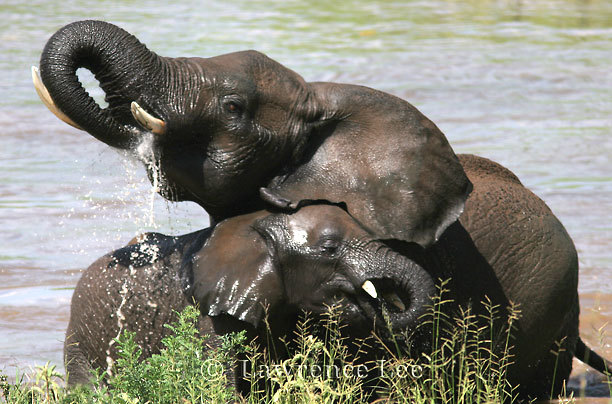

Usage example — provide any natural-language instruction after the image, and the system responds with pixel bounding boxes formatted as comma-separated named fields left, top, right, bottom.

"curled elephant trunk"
left=356, top=243, right=435, bottom=336
left=38, top=20, right=167, bottom=149
left=382, top=248, right=435, bottom=332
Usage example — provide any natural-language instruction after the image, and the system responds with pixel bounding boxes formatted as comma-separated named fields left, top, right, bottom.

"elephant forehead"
left=285, top=205, right=360, bottom=243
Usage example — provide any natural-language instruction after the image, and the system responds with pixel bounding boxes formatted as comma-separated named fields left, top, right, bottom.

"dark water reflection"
left=1, top=0, right=610, bottom=399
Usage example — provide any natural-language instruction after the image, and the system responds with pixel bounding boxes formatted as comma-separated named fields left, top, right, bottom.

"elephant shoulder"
left=458, top=154, right=522, bottom=186
left=458, top=153, right=558, bottom=232
left=457, top=153, right=578, bottom=272
left=110, top=229, right=211, bottom=270
left=126, top=232, right=166, bottom=245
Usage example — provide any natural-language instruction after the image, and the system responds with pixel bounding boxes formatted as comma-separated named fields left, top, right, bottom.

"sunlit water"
left=1, top=0, right=610, bottom=398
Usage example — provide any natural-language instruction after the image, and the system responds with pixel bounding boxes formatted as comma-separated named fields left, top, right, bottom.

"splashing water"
left=105, top=275, right=130, bottom=377
left=135, top=133, right=160, bottom=229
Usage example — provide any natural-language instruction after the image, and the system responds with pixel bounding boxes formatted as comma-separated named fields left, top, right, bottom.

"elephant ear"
left=190, top=212, right=282, bottom=328
left=263, top=83, right=472, bottom=247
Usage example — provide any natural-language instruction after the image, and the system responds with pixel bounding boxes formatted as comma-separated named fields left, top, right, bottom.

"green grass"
left=376, top=281, right=521, bottom=404
left=0, top=286, right=597, bottom=404
left=1, top=306, right=245, bottom=404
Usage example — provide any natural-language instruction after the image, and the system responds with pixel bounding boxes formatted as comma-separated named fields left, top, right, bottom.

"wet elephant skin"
left=38, top=20, right=471, bottom=248
left=64, top=155, right=595, bottom=400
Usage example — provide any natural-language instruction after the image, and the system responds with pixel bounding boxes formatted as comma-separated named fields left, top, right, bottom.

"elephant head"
left=188, top=204, right=435, bottom=339
left=35, top=20, right=471, bottom=246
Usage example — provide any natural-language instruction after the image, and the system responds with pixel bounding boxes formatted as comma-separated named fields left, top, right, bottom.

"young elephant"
left=64, top=206, right=435, bottom=387
left=65, top=155, right=610, bottom=399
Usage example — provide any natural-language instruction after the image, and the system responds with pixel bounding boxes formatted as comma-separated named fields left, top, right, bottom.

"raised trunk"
left=39, top=20, right=167, bottom=149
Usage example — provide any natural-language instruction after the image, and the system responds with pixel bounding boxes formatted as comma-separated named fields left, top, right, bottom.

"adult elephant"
left=65, top=154, right=610, bottom=400
left=34, top=20, right=471, bottom=247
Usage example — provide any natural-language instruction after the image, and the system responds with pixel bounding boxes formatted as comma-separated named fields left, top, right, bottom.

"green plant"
left=0, top=372, right=9, bottom=399
left=596, top=323, right=612, bottom=399
left=375, top=280, right=521, bottom=404
left=0, top=306, right=247, bottom=404
left=0, top=291, right=534, bottom=404
left=103, top=305, right=246, bottom=403
left=32, top=362, right=64, bottom=402
left=245, top=306, right=371, bottom=404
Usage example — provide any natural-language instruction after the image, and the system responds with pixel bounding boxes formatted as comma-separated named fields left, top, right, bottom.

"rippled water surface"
left=1, top=0, right=610, bottom=397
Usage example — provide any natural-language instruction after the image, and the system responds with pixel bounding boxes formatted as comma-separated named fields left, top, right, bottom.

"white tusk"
left=31, top=66, right=84, bottom=130
left=383, top=292, right=406, bottom=311
left=361, top=280, right=378, bottom=299
left=131, top=101, right=166, bottom=135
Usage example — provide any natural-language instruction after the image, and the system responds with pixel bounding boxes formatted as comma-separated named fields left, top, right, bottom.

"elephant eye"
left=318, top=238, right=341, bottom=256
left=223, top=99, right=244, bottom=115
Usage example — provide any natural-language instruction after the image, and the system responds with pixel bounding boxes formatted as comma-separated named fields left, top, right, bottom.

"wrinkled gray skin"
left=456, top=154, right=580, bottom=398
left=64, top=206, right=435, bottom=390
left=38, top=20, right=471, bottom=247
left=65, top=155, right=608, bottom=400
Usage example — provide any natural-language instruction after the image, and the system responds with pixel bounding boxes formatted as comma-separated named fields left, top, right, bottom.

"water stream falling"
left=135, top=133, right=160, bottom=229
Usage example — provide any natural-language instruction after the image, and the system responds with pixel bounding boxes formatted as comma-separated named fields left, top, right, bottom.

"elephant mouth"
left=328, top=275, right=423, bottom=334
left=360, top=278, right=410, bottom=313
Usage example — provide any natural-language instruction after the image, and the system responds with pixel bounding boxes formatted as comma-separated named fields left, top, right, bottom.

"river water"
left=1, top=0, right=610, bottom=398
